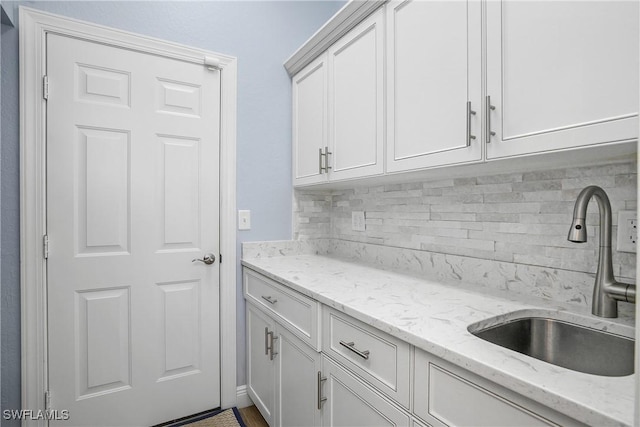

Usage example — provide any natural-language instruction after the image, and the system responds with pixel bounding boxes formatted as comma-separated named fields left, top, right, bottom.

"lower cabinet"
left=277, top=326, right=322, bottom=427
left=246, top=302, right=321, bottom=427
left=320, top=355, right=410, bottom=427
left=413, top=349, right=585, bottom=427
left=246, top=303, right=277, bottom=425
left=245, top=268, right=584, bottom=427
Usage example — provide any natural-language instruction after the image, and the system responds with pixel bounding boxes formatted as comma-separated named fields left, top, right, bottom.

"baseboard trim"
left=236, top=385, right=253, bottom=408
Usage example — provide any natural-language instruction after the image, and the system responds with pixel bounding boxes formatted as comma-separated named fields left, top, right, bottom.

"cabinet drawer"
left=322, top=306, right=411, bottom=408
left=414, top=349, right=584, bottom=427
left=244, top=268, right=321, bottom=350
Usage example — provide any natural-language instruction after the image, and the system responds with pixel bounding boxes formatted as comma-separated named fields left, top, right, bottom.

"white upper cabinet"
left=386, top=0, right=482, bottom=172
left=327, top=8, right=385, bottom=181
left=292, top=8, right=384, bottom=186
left=289, top=0, right=638, bottom=185
left=293, top=54, right=328, bottom=186
left=485, top=0, right=639, bottom=159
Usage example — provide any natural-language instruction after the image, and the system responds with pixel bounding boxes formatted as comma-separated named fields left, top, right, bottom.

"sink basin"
left=470, top=317, right=635, bottom=376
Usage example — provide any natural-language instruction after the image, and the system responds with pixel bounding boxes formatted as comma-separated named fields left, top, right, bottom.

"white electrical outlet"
left=352, top=211, right=366, bottom=232
left=238, top=210, right=251, bottom=230
left=616, top=211, right=637, bottom=253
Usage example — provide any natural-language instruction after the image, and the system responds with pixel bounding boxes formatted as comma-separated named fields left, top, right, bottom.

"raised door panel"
left=293, top=54, right=329, bottom=186
left=247, top=303, right=276, bottom=426
left=386, top=0, right=482, bottom=173
left=328, top=8, right=385, bottom=181
left=321, top=356, right=410, bottom=427
left=486, top=0, right=639, bottom=159
left=275, top=327, right=322, bottom=427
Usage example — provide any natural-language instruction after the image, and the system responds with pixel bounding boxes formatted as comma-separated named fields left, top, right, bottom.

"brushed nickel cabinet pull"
left=269, top=332, right=278, bottom=360
left=339, top=340, right=370, bottom=360
left=261, top=295, right=277, bottom=305
left=317, top=371, right=327, bottom=409
left=324, top=146, right=332, bottom=171
left=319, top=147, right=332, bottom=174
left=467, top=101, right=477, bottom=147
left=486, top=95, right=496, bottom=143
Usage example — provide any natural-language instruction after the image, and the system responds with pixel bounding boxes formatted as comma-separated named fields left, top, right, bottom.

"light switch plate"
left=352, top=211, right=366, bottom=232
left=616, top=211, right=637, bottom=253
left=238, top=210, right=251, bottom=230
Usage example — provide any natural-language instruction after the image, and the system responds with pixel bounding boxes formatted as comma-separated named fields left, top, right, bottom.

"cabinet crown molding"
left=284, top=0, right=385, bottom=76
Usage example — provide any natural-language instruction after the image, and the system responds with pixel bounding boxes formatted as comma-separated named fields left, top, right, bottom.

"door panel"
left=47, top=33, right=220, bottom=426
left=77, top=127, right=130, bottom=255
left=76, top=288, right=131, bottom=398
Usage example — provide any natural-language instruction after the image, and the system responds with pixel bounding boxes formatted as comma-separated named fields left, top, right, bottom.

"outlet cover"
left=616, top=211, right=637, bottom=253
left=352, top=211, right=366, bottom=232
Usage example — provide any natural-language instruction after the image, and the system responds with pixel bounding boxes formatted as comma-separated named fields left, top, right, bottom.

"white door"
left=386, top=0, right=482, bottom=173
left=327, top=8, right=384, bottom=181
left=485, top=0, right=639, bottom=159
left=46, top=33, right=221, bottom=426
left=292, top=54, right=329, bottom=186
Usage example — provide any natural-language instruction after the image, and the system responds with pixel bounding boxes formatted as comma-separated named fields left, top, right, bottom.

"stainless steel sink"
left=470, top=317, right=635, bottom=376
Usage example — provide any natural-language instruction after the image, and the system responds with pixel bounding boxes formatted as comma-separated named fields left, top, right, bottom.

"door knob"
left=192, top=253, right=216, bottom=265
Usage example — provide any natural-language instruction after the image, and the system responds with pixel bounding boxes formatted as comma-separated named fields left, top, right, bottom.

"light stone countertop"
left=241, top=253, right=636, bottom=427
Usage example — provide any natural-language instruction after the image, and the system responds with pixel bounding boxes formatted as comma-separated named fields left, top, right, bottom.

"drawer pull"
left=261, top=295, right=278, bottom=304
left=339, top=340, right=370, bottom=360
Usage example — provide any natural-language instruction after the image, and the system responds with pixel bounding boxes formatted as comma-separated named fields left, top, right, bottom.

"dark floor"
left=238, top=406, right=269, bottom=427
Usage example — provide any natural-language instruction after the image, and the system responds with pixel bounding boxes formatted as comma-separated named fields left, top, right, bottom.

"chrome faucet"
left=568, top=185, right=636, bottom=317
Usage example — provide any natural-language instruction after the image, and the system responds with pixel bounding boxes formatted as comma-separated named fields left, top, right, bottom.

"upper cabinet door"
left=386, top=0, right=482, bottom=173
left=293, top=54, right=329, bottom=186
left=327, top=8, right=385, bottom=181
left=486, top=1, right=639, bottom=159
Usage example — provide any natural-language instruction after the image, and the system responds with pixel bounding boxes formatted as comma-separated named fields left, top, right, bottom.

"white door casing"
left=46, top=33, right=219, bottom=426
left=20, top=7, right=238, bottom=425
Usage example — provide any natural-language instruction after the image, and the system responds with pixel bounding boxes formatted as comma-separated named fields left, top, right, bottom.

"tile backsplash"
left=294, top=161, right=637, bottom=282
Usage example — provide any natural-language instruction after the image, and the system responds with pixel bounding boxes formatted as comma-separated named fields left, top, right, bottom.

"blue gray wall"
left=0, top=0, right=344, bottom=420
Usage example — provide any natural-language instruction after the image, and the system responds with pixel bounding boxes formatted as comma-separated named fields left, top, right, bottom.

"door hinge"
left=43, top=235, right=49, bottom=259
left=44, top=390, right=51, bottom=411
left=219, top=254, right=222, bottom=264
left=43, top=76, right=49, bottom=100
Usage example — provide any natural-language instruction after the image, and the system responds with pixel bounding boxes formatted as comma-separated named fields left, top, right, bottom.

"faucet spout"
left=568, top=186, right=635, bottom=317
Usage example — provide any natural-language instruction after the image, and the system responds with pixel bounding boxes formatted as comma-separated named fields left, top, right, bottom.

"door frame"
left=19, top=6, right=238, bottom=421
